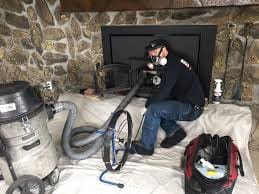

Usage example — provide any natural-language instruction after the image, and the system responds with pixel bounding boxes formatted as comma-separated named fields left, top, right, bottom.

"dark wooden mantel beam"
left=61, top=0, right=183, bottom=12
left=60, top=0, right=259, bottom=12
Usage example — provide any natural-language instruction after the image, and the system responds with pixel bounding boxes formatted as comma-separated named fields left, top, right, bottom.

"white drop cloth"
left=0, top=93, right=258, bottom=194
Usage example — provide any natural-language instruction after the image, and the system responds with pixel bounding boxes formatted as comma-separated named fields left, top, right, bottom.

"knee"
left=146, top=102, right=160, bottom=116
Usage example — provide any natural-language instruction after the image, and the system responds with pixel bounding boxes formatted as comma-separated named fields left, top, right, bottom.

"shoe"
left=160, top=128, right=186, bottom=148
left=128, top=141, right=154, bottom=156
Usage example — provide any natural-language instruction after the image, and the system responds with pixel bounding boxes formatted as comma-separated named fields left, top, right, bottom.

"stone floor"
left=249, top=122, right=259, bottom=183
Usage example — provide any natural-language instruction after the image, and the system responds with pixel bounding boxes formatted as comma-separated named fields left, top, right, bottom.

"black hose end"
left=117, top=183, right=124, bottom=188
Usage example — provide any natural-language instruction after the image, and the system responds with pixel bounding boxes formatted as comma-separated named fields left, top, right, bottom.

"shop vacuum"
left=0, top=73, right=147, bottom=193
left=0, top=81, right=59, bottom=194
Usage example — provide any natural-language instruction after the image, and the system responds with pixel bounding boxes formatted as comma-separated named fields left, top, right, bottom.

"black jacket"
left=146, top=53, right=205, bottom=107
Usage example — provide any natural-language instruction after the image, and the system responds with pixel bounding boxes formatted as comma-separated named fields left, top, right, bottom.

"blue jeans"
left=140, top=100, right=203, bottom=150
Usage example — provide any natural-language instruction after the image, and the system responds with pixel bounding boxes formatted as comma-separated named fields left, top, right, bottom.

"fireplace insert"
left=98, top=25, right=217, bottom=98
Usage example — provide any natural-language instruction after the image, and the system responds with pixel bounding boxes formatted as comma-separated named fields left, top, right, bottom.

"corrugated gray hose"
left=53, top=75, right=145, bottom=160
left=53, top=101, right=104, bottom=160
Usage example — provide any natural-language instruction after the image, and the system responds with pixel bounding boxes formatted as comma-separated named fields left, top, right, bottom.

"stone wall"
left=0, top=1, right=259, bottom=109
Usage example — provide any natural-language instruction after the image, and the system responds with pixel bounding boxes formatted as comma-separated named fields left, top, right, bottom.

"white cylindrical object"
left=214, top=79, right=222, bottom=93
left=200, top=158, right=215, bottom=170
left=212, top=79, right=223, bottom=104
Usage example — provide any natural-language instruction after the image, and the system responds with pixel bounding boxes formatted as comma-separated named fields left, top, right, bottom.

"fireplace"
left=97, top=25, right=217, bottom=98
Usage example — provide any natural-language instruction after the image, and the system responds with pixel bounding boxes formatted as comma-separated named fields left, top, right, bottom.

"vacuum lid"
left=0, top=81, right=43, bottom=123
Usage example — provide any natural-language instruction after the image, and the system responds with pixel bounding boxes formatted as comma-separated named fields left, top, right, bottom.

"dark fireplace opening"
left=98, top=25, right=217, bottom=98
left=95, top=63, right=131, bottom=93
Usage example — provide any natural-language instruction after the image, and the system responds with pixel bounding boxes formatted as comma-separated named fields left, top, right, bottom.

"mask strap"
left=157, top=47, right=164, bottom=57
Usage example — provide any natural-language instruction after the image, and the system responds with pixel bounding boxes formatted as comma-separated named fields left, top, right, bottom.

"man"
left=129, top=39, right=205, bottom=155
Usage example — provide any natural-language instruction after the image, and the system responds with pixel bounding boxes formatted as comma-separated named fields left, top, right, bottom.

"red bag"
left=184, top=134, right=244, bottom=194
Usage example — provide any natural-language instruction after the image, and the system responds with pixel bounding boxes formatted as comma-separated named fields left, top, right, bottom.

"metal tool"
left=232, top=22, right=254, bottom=101
left=222, top=23, right=236, bottom=94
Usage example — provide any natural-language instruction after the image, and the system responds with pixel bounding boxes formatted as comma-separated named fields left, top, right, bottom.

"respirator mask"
left=147, top=47, right=167, bottom=69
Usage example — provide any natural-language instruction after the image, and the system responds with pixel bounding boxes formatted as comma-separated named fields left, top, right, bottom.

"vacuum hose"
left=53, top=74, right=146, bottom=160
left=53, top=101, right=104, bottom=160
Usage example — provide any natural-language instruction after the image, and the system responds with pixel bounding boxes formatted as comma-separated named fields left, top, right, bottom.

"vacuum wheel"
left=47, top=168, right=60, bottom=186
left=6, top=175, right=45, bottom=194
